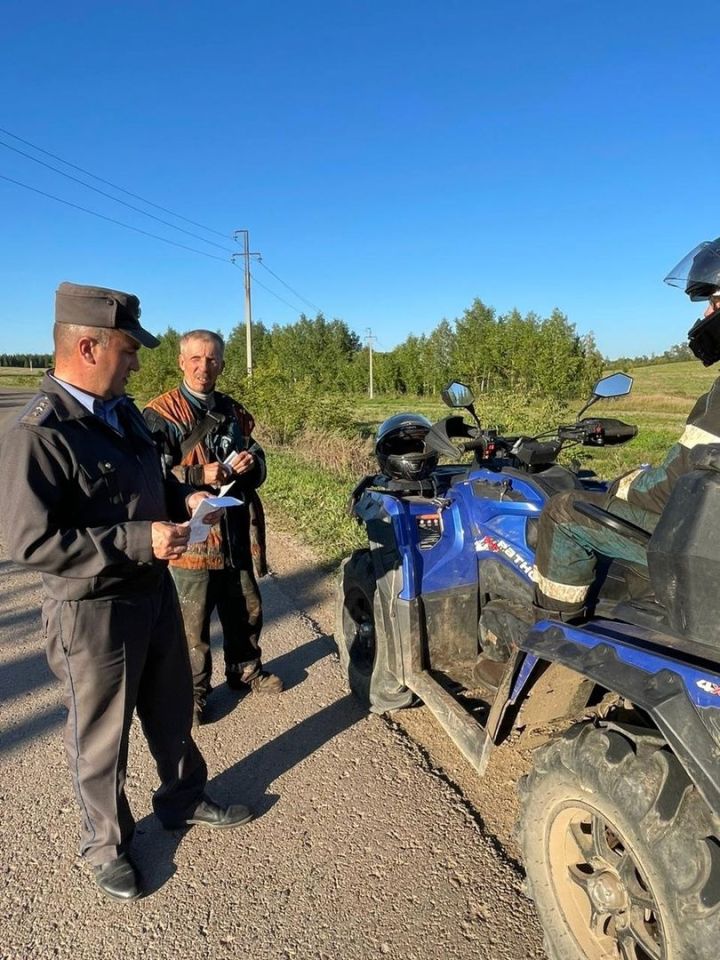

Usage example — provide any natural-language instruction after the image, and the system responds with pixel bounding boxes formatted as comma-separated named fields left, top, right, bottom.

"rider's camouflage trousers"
left=533, top=489, right=658, bottom=615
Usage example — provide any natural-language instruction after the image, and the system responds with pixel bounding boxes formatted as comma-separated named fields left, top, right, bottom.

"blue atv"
left=335, top=375, right=720, bottom=960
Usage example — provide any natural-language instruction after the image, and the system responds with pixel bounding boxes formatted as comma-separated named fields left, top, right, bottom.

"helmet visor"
left=665, top=239, right=720, bottom=300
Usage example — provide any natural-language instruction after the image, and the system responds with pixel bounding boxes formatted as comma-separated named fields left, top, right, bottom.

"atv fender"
left=520, top=623, right=720, bottom=816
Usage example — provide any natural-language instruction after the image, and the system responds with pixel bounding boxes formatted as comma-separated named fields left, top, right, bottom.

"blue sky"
left=0, top=0, right=716, bottom=359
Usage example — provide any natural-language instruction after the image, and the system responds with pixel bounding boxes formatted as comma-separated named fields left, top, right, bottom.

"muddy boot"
left=480, top=599, right=533, bottom=661
left=226, top=663, right=284, bottom=694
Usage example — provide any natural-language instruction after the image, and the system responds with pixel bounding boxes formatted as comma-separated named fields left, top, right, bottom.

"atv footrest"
left=405, top=669, right=490, bottom=775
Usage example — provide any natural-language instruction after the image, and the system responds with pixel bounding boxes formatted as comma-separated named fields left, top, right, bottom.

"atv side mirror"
left=441, top=381, right=475, bottom=409
left=592, top=372, right=633, bottom=399
left=577, top=372, right=633, bottom=418
left=441, top=380, right=481, bottom=429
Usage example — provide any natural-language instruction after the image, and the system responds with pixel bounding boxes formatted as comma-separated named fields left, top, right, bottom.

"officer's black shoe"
left=93, top=853, right=142, bottom=902
left=165, top=796, right=254, bottom=830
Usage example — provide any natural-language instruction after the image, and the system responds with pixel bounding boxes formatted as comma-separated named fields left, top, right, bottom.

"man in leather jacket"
left=143, top=330, right=282, bottom=725
left=534, top=239, right=720, bottom=619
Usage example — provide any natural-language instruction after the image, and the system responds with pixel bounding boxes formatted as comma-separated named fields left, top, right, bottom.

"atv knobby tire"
left=335, top=549, right=413, bottom=714
left=519, top=722, right=720, bottom=960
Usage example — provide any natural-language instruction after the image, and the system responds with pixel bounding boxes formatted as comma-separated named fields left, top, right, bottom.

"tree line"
left=0, top=353, right=53, bottom=368
left=131, top=297, right=604, bottom=405
left=608, top=342, right=694, bottom=369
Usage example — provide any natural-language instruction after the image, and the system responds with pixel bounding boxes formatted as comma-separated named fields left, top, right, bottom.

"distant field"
left=0, top=367, right=45, bottom=387
left=354, top=361, right=711, bottom=434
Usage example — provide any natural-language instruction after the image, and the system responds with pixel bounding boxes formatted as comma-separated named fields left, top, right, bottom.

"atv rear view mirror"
left=577, top=372, right=633, bottom=418
left=441, top=381, right=481, bottom=429
left=441, top=381, right=475, bottom=408
left=592, top=372, right=633, bottom=399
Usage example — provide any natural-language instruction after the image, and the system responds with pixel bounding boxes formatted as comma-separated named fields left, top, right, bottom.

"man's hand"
left=186, top=491, right=225, bottom=525
left=151, top=521, right=191, bottom=560
left=201, top=462, right=230, bottom=485
left=227, top=451, right=255, bottom=477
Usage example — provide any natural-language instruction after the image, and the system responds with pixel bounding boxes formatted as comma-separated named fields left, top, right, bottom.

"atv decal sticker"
left=475, top=534, right=536, bottom=579
left=696, top=678, right=720, bottom=696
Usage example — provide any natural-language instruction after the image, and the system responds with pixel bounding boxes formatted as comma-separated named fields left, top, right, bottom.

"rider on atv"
left=533, top=238, right=720, bottom=620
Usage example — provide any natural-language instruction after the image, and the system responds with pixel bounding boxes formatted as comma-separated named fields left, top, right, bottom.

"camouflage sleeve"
left=610, top=383, right=720, bottom=514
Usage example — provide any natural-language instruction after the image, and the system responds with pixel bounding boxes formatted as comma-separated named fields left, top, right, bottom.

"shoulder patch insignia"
left=19, top=394, right=53, bottom=426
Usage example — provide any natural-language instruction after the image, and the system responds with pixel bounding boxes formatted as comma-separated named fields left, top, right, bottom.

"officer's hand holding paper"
left=188, top=495, right=244, bottom=543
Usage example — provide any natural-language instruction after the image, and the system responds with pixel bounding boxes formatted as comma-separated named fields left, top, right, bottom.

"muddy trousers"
left=170, top=565, right=263, bottom=706
left=533, top=489, right=657, bottom=615
left=43, top=572, right=208, bottom=866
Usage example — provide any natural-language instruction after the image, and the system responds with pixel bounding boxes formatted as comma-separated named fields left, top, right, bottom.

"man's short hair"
left=179, top=330, right=225, bottom=357
left=53, top=322, right=112, bottom=357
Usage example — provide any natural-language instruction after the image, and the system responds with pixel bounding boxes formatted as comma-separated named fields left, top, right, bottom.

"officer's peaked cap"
left=55, top=282, right=160, bottom=348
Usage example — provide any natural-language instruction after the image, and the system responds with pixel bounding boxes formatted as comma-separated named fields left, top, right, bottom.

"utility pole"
left=232, top=230, right=261, bottom=377
left=365, top=328, right=377, bottom=399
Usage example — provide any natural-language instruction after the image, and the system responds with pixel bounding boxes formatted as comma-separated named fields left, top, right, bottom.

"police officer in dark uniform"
left=533, top=238, right=720, bottom=618
left=0, top=283, right=255, bottom=903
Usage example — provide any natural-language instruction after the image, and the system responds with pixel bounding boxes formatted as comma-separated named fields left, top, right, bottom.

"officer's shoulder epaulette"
left=19, top=394, right=54, bottom=426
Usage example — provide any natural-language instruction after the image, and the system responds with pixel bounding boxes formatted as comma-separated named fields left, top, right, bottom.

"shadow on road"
left=134, top=690, right=365, bottom=893
left=0, top=648, right=55, bottom=708
left=0, top=702, right=65, bottom=755
left=203, top=632, right=334, bottom=726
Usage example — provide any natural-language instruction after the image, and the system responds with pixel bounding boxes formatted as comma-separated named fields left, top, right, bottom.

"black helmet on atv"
left=375, top=413, right=439, bottom=481
left=665, top=238, right=720, bottom=366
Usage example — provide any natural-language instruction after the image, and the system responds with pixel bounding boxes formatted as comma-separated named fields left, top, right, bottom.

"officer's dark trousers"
left=44, top=572, right=208, bottom=866
left=170, top=564, right=263, bottom=706
left=534, top=489, right=657, bottom=615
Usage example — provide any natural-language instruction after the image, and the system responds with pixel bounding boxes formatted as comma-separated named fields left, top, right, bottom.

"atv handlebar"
left=461, top=436, right=491, bottom=453
left=429, top=413, right=637, bottom=469
left=558, top=417, right=637, bottom=446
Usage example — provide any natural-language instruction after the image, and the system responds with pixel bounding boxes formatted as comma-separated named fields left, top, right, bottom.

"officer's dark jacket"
left=609, top=376, right=720, bottom=513
left=0, top=374, right=192, bottom=601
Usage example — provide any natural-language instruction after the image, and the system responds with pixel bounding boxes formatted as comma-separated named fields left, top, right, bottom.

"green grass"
left=0, top=368, right=45, bottom=388
left=263, top=449, right=366, bottom=564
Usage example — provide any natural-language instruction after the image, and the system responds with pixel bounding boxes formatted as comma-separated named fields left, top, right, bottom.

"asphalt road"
left=0, top=388, right=546, bottom=960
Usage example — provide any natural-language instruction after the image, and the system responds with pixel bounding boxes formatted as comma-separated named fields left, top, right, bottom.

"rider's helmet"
left=375, top=413, right=439, bottom=481
left=665, top=238, right=720, bottom=365
left=665, top=238, right=720, bottom=301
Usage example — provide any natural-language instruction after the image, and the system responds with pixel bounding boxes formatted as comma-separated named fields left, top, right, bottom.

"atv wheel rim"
left=343, top=590, right=375, bottom=677
left=547, top=803, right=665, bottom=960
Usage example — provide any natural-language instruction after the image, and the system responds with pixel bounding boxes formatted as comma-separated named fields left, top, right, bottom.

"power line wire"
left=256, top=259, right=324, bottom=314
left=0, top=125, right=230, bottom=240
left=250, top=271, right=307, bottom=315
left=230, top=262, right=305, bottom=315
left=1, top=125, right=331, bottom=315
left=0, top=173, right=231, bottom=263
left=3, top=171, right=323, bottom=312
left=0, top=137, right=235, bottom=254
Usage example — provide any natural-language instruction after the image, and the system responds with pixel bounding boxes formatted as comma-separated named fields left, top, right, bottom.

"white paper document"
left=188, top=496, right=243, bottom=543
left=218, top=452, right=240, bottom=497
